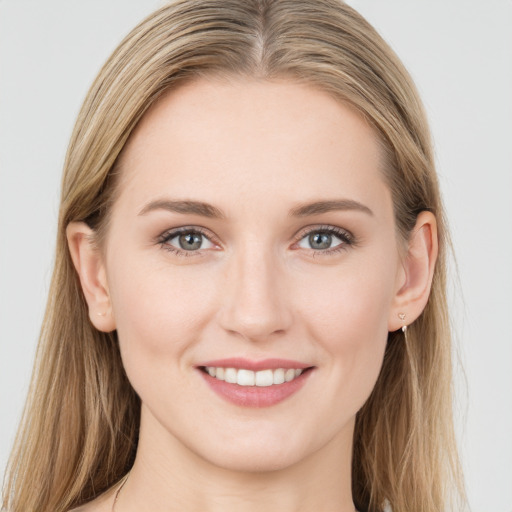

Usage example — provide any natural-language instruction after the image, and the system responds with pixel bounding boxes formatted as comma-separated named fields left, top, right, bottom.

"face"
left=101, top=78, right=404, bottom=472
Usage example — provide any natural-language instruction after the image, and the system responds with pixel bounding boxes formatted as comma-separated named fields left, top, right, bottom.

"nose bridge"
left=219, top=239, right=291, bottom=341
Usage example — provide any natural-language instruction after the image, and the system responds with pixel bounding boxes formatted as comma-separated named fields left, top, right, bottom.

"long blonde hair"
left=3, top=1, right=466, bottom=511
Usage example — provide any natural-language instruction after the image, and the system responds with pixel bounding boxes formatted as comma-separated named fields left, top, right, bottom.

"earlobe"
left=388, top=211, right=438, bottom=332
left=66, top=222, right=116, bottom=332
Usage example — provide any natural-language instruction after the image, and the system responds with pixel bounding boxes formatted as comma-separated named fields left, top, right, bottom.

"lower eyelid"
left=164, top=246, right=204, bottom=257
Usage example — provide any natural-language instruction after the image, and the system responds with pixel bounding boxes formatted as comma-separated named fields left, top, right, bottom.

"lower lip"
left=198, top=369, right=312, bottom=408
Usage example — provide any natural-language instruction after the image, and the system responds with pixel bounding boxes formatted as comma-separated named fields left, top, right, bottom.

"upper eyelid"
left=294, top=224, right=352, bottom=238
left=157, top=224, right=353, bottom=250
left=158, top=225, right=217, bottom=242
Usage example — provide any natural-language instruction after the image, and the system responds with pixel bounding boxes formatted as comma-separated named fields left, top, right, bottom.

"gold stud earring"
left=97, top=311, right=107, bottom=317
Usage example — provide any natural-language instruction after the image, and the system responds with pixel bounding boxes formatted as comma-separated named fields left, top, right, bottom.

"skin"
left=68, top=77, right=437, bottom=512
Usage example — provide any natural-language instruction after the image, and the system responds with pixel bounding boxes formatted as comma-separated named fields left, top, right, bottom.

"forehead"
left=115, top=77, right=390, bottom=218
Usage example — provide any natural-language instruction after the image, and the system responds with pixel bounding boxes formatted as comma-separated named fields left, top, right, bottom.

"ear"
left=66, top=222, right=116, bottom=332
left=388, top=211, right=438, bottom=332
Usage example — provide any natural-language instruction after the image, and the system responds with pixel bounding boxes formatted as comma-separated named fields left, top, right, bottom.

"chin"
left=186, top=422, right=326, bottom=475
left=202, top=444, right=306, bottom=474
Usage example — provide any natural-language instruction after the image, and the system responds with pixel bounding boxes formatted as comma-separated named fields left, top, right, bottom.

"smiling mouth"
left=197, top=361, right=315, bottom=407
left=199, top=366, right=313, bottom=387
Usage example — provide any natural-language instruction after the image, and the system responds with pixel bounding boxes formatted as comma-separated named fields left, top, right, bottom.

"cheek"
left=107, top=252, right=217, bottom=377
left=301, top=254, right=395, bottom=340
left=297, top=252, right=397, bottom=400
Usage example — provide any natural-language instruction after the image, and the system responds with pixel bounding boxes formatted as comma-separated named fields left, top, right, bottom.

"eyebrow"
left=138, top=198, right=373, bottom=219
left=138, top=199, right=226, bottom=219
left=288, top=199, right=373, bottom=217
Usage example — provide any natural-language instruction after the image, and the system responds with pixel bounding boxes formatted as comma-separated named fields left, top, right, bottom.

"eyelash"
left=157, top=226, right=215, bottom=258
left=156, top=225, right=356, bottom=258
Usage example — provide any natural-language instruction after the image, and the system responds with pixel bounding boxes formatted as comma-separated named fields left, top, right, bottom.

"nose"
left=218, top=246, right=293, bottom=343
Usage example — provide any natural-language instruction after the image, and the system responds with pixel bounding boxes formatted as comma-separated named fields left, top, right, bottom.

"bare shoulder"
left=67, top=487, right=114, bottom=512
left=67, top=505, right=107, bottom=512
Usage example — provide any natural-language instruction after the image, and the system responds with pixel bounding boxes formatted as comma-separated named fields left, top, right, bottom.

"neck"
left=117, top=405, right=357, bottom=512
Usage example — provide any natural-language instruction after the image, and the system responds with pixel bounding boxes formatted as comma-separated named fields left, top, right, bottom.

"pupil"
left=179, top=233, right=202, bottom=250
left=310, top=232, right=331, bottom=249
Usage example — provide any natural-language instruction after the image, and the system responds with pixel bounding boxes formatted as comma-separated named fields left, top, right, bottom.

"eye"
left=296, top=226, right=354, bottom=254
left=158, top=227, right=216, bottom=256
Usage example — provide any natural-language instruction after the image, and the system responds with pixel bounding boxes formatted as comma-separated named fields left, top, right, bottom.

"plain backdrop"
left=1, top=1, right=511, bottom=511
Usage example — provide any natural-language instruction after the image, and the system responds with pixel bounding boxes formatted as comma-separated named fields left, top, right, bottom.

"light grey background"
left=1, top=1, right=511, bottom=511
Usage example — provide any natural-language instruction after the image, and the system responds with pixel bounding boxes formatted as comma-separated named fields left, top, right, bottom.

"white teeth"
left=224, top=367, right=237, bottom=384
left=255, top=369, right=273, bottom=387
left=273, top=368, right=285, bottom=385
left=285, top=369, right=296, bottom=382
left=204, top=366, right=305, bottom=386
left=237, top=369, right=255, bottom=386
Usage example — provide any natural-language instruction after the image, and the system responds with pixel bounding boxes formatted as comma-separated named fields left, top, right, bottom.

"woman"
left=2, top=1, right=467, bottom=511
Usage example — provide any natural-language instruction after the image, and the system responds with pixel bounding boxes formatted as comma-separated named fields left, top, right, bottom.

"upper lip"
left=197, top=358, right=313, bottom=371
